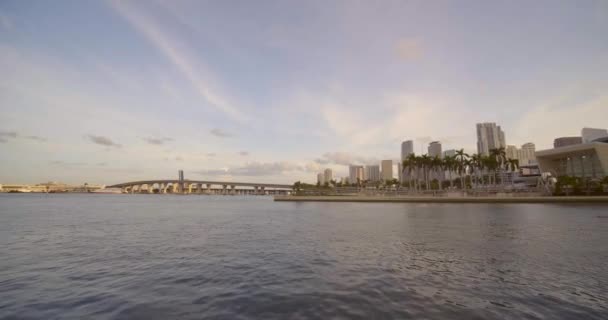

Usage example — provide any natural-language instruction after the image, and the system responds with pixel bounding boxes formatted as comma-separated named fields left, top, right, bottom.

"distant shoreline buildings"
left=312, top=123, right=608, bottom=185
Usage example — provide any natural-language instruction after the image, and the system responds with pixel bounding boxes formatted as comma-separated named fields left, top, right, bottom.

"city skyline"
left=1, top=1, right=608, bottom=184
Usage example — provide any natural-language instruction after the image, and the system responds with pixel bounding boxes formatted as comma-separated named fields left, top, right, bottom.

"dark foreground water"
left=1, top=194, right=607, bottom=320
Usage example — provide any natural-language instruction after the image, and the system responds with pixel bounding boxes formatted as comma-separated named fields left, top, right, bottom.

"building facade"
left=554, top=136, right=582, bottom=148
left=536, top=139, right=608, bottom=179
left=317, top=173, right=325, bottom=185
left=324, top=168, right=333, bottom=184
left=581, top=127, right=608, bottom=143
left=349, top=165, right=364, bottom=183
left=519, top=143, right=536, bottom=165
left=381, top=160, right=393, bottom=181
left=401, top=140, right=414, bottom=161
left=476, top=122, right=506, bottom=155
left=365, top=165, right=381, bottom=182
left=428, top=141, right=442, bottom=158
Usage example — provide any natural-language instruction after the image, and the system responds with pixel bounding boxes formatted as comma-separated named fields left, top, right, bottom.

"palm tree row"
left=402, top=147, right=519, bottom=192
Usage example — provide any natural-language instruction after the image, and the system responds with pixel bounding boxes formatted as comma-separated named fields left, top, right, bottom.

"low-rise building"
left=536, top=138, right=608, bottom=179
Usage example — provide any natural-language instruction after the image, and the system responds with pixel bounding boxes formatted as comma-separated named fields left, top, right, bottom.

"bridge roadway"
left=107, top=179, right=293, bottom=195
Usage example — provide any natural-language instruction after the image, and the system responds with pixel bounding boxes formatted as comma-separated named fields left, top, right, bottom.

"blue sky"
left=1, top=0, right=607, bottom=184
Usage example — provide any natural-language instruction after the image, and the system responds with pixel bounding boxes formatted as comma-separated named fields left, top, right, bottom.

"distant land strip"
left=274, top=195, right=608, bottom=204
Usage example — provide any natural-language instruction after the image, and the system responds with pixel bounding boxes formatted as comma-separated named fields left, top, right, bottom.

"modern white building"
left=581, top=127, right=608, bottom=143
left=324, top=168, right=333, bottom=184
left=349, top=165, right=364, bottom=183
left=428, top=141, right=442, bottom=158
left=381, top=160, right=393, bottom=181
left=401, top=140, right=414, bottom=161
left=536, top=138, right=608, bottom=179
left=476, top=122, right=506, bottom=155
left=317, top=173, right=325, bottom=185
left=365, top=165, right=381, bottom=182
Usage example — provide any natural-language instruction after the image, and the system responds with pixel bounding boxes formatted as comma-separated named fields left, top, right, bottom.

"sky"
left=1, top=0, right=607, bottom=185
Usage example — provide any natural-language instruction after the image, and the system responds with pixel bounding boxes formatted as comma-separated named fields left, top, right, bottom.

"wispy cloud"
left=315, top=152, right=379, bottom=166
left=86, top=135, right=121, bottom=148
left=25, top=135, right=47, bottom=142
left=0, top=131, right=18, bottom=138
left=206, top=153, right=216, bottom=157
left=142, top=137, right=173, bottom=145
left=239, top=151, right=249, bottom=156
left=210, top=128, right=232, bottom=138
left=108, top=0, right=247, bottom=123
left=49, top=160, right=87, bottom=167
left=195, top=161, right=316, bottom=177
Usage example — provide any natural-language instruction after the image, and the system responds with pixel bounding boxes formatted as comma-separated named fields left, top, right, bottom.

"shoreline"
left=274, top=195, right=608, bottom=204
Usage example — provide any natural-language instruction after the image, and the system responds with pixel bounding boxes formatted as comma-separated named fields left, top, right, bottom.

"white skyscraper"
left=477, top=122, right=506, bottom=155
left=324, top=168, right=333, bottom=183
left=428, top=141, right=442, bottom=158
left=443, top=149, right=456, bottom=157
left=401, top=140, right=414, bottom=161
left=519, top=143, right=536, bottom=165
left=365, top=165, right=381, bottom=182
left=581, top=127, right=608, bottom=143
left=381, top=160, right=393, bottom=181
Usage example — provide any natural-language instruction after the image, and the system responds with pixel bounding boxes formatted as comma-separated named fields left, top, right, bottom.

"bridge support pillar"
left=187, top=183, right=194, bottom=194
left=231, top=185, right=236, bottom=195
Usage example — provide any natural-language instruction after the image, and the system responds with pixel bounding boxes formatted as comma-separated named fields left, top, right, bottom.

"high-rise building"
left=428, top=141, right=442, bottom=158
left=519, top=143, right=536, bottom=165
left=476, top=122, right=506, bottom=155
left=324, top=168, right=333, bottom=184
left=554, top=136, right=582, bottom=148
left=401, top=140, right=414, bottom=161
left=317, top=173, right=324, bottom=185
left=381, top=160, right=393, bottom=181
left=506, top=145, right=518, bottom=160
left=349, top=165, right=364, bottom=183
left=581, top=127, right=608, bottom=143
left=365, top=165, right=381, bottom=182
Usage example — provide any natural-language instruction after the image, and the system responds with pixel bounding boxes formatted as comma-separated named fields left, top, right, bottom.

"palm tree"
left=419, top=154, right=431, bottom=190
left=443, top=155, right=456, bottom=189
left=406, top=154, right=419, bottom=193
left=489, top=147, right=507, bottom=186
left=431, top=156, right=443, bottom=191
left=455, top=149, right=469, bottom=190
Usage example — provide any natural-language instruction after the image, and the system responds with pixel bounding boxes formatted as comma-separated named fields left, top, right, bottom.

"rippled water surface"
left=1, top=194, right=607, bottom=319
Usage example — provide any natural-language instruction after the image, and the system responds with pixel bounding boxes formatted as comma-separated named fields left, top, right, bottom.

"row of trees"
left=402, top=147, right=519, bottom=191
left=293, top=147, right=521, bottom=193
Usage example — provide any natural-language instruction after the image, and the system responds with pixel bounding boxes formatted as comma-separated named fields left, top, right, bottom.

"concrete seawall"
left=274, top=195, right=608, bottom=204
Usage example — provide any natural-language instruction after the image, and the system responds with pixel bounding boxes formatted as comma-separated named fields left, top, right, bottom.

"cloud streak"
left=196, top=161, right=316, bottom=177
left=86, top=135, right=121, bottom=148
left=109, top=0, right=247, bottom=123
left=210, top=128, right=232, bottom=138
left=142, top=137, right=173, bottom=145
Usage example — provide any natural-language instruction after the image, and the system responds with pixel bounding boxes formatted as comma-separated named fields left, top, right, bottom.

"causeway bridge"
left=108, top=177, right=293, bottom=195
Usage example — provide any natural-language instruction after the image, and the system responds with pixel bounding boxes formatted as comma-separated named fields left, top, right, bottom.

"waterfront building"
left=536, top=137, right=608, bottom=179
left=581, top=127, right=608, bottom=143
left=317, top=173, right=325, bottom=185
left=428, top=141, right=442, bottom=158
left=324, top=168, right=333, bottom=184
left=381, top=160, right=393, bottom=181
left=349, top=165, right=364, bottom=183
left=365, top=165, right=381, bottom=182
left=476, top=122, right=506, bottom=155
left=443, top=149, right=456, bottom=157
left=554, top=136, right=582, bottom=148
left=401, top=140, right=414, bottom=161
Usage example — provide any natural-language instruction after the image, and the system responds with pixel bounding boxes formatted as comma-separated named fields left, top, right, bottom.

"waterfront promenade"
left=274, top=195, right=608, bottom=203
